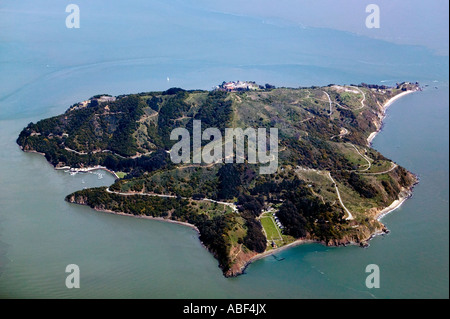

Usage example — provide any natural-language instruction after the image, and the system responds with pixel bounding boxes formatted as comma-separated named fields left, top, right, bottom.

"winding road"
left=349, top=86, right=366, bottom=110
left=323, top=91, right=333, bottom=116
left=327, top=172, right=354, bottom=221
left=106, top=187, right=238, bottom=212
left=331, top=127, right=349, bottom=140
left=359, top=163, right=398, bottom=175
left=349, top=144, right=372, bottom=171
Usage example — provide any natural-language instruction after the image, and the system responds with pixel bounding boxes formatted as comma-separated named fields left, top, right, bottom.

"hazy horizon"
left=192, top=0, right=449, bottom=55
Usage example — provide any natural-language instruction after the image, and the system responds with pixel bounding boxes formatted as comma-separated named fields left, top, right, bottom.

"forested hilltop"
left=17, top=82, right=419, bottom=276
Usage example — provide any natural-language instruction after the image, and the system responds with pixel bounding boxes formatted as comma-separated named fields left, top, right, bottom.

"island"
left=17, top=81, right=420, bottom=277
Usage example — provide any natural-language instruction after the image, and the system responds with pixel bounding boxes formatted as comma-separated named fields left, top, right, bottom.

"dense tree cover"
left=360, top=83, right=389, bottom=90
left=280, top=136, right=354, bottom=171
left=243, top=218, right=266, bottom=253
left=146, top=96, right=161, bottom=111
left=237, top=194, right=264, bottom=218
left=18, top=130, right=169, bottom=175
left=347, top=172, right=377, bottom=198
left=217, top=164, right=241, bottom=200
left=247, top=176, right=346, bottom=242
left=338, top=108, right=356, bottom=120
left=17, top=93, right=176, bottom=173
left=67, top=187, right=185, bottom=217
left=162, top=87, right=186, bottom=95
left=381, top=179, right=399, bottom=198
left=277, top=200, right=308, bottom=238
left=194, top=215, right=230, bottom=270
left=107, top=96, right=144, bottom=156
left=332, top=171, right=378, bottom=199
left=192, top=193, right=206, bottom=200
left=250, top=175, right=305, bottom=201
left=18, top=94, right=145, bottom=159
left=236, top=194, right=266, bottom=253
left=157, top=91, right=191, bottom=149
left=64, top=95, right=145, bottom=156
left=277, top=185, right=344, bottom=242
left=105, top=149, right=170, bottom=176
left=192, top=90, right=232, bottom=133
left=396, top=165, right=416, bottom=188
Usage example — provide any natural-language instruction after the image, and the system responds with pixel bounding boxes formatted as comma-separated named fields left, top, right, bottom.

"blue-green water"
left=0, top=1, right=448, bottom=298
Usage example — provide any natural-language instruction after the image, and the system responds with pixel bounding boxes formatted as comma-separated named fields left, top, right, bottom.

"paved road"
left=106, top=188, right=238, bottom=212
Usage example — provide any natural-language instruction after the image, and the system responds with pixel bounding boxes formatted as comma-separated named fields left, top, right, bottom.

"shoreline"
left=365, top=87, right=421, bottom=220
left=68, top=195, right=318, bottom=277
left=20, top=146, right=120, bottom=179
left=55, top=165, right=120, bottom=180
left=239, top=88, right=422, bottom=272
left=376, top=178, right=418, bottom=221
left=376, top=192, right=409, bottom=221
left=367, top=89, right=418, bottom=146
left=78, top=203, right=201, bottom=233
left=235, top=238, right=316, bottom=276
left=67, top=201, right=227, bottom=272
left=68, top=194, right=315, bottom=277
left=361, top=177, right=419, bottom=246
left=97, top=199, right=316, bottom=277
left=69, top=190, right=416, bottom=277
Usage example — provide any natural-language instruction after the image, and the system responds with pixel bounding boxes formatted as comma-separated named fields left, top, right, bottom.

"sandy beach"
left=376, top=182, right=417, bottom=221
left=376, top=193, right=409, bottom=221
left=247, top=238, right=314, bottom=263
left=365, top=88, right=420, bottom=222
left=367, top=89, right=417, bottom=146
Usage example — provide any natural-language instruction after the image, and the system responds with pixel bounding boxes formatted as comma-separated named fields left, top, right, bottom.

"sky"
left=192, top=0, right=449, bottom=56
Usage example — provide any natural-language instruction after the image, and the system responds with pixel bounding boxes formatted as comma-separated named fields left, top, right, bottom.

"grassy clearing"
left=227, top=215, right=247, bottom=246
left=259, top=211, right=288, bottom=250
left=260, top=216, right=281, bottom=241
left=116, top=171, right=127, bottom=179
